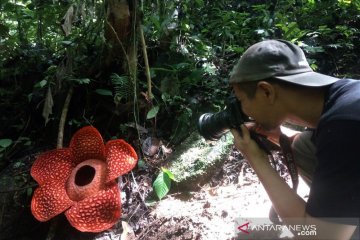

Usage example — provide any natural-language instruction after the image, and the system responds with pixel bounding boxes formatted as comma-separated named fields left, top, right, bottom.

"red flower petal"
left=31, top=179, right=74, bottom=222
left=31, top=149, right=75, bottom=185
left=64, top=182, right=121, bottom=232
left=70, top=126, right=106, bottom=164
left=105, top=140, right=138, bottom=182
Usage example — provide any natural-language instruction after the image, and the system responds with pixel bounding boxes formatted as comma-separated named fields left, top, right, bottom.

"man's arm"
left=231, top=125, right=357, bottom=239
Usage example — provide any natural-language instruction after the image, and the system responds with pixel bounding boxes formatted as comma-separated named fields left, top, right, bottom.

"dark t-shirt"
left=306, top=79, right=360, bottom=224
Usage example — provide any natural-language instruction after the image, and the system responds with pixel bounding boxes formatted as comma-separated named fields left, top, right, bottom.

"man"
left=229, top=39, right=360, bottom=239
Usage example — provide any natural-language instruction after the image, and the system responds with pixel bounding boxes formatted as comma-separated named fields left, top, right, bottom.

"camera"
left=198, top=95, right=251, bottom=141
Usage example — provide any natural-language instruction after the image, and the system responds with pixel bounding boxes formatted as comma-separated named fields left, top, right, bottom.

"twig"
left=131, top=171, right=146, bottom=203
left=57, top=86, right=74, bottom=148
left=135, top=218, right=167, bottom=240
left=139, top=24, right=152, bottom=100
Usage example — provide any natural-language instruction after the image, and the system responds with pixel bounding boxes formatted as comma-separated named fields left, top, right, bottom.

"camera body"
left=198, top=95, right=251, bottom=141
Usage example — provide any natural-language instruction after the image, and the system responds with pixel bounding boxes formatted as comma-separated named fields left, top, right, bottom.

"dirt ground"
left=0, top=147, right=310, bottom=240
left=120, top=148, right=310, bottom=240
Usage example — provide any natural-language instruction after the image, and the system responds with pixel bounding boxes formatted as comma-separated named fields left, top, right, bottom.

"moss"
left=165, top=131, right=234, bottom=191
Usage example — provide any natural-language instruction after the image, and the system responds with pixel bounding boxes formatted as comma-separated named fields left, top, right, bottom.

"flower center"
left=66, top=159, right=107, bottom=201
left=75, top=165, right=95, bottom=186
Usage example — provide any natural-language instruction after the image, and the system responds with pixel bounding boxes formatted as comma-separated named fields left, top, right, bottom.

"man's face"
left=233, top=82, right=284, bottom=131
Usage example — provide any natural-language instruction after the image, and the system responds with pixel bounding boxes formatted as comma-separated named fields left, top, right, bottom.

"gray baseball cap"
left=229, top=39, right=339, bottom=87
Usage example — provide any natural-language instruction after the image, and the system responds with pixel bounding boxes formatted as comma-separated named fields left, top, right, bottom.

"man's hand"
left=244, top=122, right=282, bottom=145
left=230, top=125, right=268, bottom=164
left=244, top=122, right=300, bottom=146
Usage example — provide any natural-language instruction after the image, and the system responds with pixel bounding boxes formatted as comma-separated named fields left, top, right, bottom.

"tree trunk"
left=104, top=0, right=132, bottom=73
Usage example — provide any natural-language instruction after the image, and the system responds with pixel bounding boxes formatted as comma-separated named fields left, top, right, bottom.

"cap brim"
left=274, top=72, right=339, bottom=87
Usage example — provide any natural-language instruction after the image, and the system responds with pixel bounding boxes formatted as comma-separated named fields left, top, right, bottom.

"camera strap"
left=279, top=133, right=299, bottom=191
left=268, top=132, right=299, bottom=224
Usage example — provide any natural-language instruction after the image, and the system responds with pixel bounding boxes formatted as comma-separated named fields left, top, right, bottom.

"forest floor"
left=120, top=148, right=310, bottom=240
left=0, top=144, right=310, bottom=240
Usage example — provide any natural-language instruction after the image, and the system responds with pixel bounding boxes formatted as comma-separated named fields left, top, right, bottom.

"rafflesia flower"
left=30, top=126, right=138, bottom=232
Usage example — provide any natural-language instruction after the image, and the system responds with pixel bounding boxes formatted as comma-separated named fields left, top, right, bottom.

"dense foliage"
left=0, top=0, right=359, bottom=183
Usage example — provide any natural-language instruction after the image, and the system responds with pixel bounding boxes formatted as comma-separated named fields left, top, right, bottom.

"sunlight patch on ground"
left=152, top=171, right=310, bottom=239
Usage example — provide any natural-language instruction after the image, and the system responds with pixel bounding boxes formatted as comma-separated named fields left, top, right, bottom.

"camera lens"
left=197, top=111, right=231, bottom=141
left=198, top=95, right=249, bottom=141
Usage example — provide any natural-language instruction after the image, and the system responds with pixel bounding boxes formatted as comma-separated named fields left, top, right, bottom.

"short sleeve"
left=306, top=120, right=360, bottom=223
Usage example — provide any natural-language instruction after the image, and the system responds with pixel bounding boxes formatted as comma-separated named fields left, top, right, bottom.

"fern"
left=110, top=73, right=133, bottom=104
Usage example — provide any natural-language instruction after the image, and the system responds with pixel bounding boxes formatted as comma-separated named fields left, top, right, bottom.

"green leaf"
left=137, top=159, right=146, bottom=169
left=195, top=0, right=204, bottom=7
left=72, top=78, right=91, bottom=85
left=0, top=139, right=12, bottom=148
left=61, top=41, right=73, bottom=46
left=174, top=62, right=190, bottom=70
left=95, top=89, right=113, bottom=96
left=202, top=62, right=216, bottom=75
left=153, top=171, right=171, bottom=200
left=34, top=79, right=47, bottom=88
left=161, top=93, right=171, bottom=102
left=161, top=167, right=175, bottom=181
left=21, top=8, right=34, bottom=18
left=147, top=106, right=160, bottom=119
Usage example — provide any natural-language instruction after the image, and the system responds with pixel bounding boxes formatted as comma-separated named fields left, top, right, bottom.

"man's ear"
left=257, top=81, right=276, bottom=103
